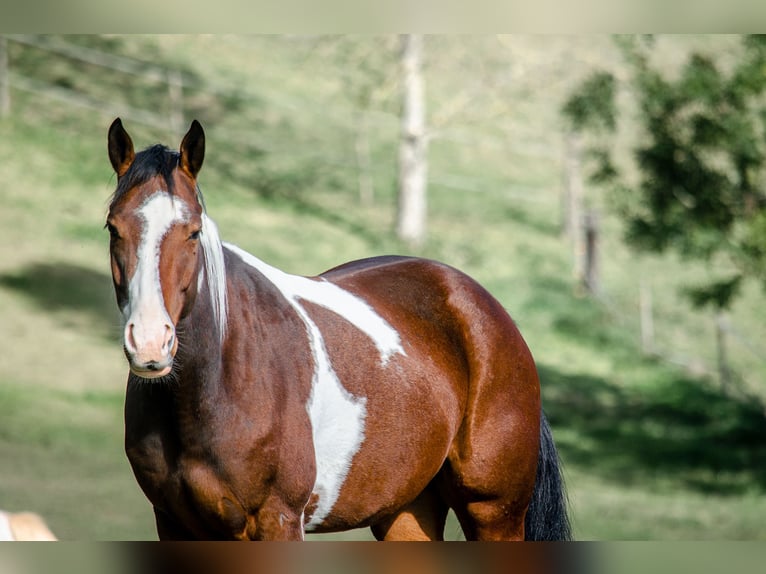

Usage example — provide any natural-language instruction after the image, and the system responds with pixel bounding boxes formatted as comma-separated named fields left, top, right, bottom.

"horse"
left=105, top=118, right=570, bottom=541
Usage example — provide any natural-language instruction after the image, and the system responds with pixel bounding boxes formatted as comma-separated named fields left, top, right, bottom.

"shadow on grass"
left=0, top=261, right=120, bottom=340
left=540, top=362, right=766, bottom=496
left=521, top=267, right=766, bottom=496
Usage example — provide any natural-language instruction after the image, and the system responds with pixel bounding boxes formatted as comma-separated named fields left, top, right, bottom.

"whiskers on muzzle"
left=127, top=356, right=180, bottom=387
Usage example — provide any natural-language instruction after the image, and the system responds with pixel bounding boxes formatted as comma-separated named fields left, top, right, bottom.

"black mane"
left=110, top=144, right=180, bottom=205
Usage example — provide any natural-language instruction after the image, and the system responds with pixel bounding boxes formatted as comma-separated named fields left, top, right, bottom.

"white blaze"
left=123, top=192, right=189, bottom=357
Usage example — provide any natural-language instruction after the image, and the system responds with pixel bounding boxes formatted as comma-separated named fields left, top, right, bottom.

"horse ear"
left=107, top=118, right=135, bottom=177
left=180, top=120, right=205, bottom=179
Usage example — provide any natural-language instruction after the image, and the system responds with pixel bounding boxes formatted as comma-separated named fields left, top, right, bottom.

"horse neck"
left=174, top=260, right=226, bottom=395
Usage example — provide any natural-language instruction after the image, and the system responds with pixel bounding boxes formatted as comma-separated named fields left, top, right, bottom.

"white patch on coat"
left=223, top=243, right=404, bottom=364
left=224, top=243, right=405, bottom=530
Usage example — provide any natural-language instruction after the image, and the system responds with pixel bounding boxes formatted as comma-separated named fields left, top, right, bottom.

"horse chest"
left=127, top=430, right=274, bottom=539
left=126, top=390, right=318, bottom=539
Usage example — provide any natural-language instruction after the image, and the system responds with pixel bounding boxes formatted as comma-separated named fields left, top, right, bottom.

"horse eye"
left=105, top=222, right=120, bottom=240
left=189, top=229, right=201, bottom=241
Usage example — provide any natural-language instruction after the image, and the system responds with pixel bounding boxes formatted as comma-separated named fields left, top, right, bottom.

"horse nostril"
left=164, top=328, right=175, bottom=354
left=125, top=323, right=137, bottom=353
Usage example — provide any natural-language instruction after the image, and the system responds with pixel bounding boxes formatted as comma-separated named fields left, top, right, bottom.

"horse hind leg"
left=442, top=445, right=533, bottom=541
left=450, top=497, right=527, bottom=541
left=370, top=482, right=449, bottom=541
left=443, top=402, right=539, bottom=541
left=444, top=396, right=539, bottom=541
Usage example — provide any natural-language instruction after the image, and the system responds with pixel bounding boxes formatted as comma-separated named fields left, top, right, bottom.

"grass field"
left=0, top=35, right=764, bottom=540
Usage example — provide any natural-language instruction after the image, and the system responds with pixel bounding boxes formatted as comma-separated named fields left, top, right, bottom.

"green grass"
left=0, top=34, right=764, bottom=540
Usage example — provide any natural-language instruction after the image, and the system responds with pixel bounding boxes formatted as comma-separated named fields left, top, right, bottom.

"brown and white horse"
left=105, top=118, right=570, bottom=541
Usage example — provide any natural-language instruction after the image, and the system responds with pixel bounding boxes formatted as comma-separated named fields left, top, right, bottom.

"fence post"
left=582, top=210, right=600, bottom=296
left=561, top=131, right=583, bottom=240
left=168, top=68, right=184, bottom=135
left=0, top=35, right=10, bottom=117
left=715, top=311, right=731, bottom=392
left=355, top=109, right=374, bottom=206
left=562, top=131, right=585, bottom=285
left=640, top=278, right=655, bottom=356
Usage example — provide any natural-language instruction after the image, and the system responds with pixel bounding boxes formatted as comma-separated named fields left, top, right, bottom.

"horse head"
left=106, top=118, right=222, bottom=379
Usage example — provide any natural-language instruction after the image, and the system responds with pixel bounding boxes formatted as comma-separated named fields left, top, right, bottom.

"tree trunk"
left=396, top=34, right=427, bottom=248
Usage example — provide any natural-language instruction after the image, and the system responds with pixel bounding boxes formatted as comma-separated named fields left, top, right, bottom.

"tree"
left=564, top=35, right=766, bottom=311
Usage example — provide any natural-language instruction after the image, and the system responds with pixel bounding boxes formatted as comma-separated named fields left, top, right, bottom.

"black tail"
left=524, top=411, right=572, bottom=540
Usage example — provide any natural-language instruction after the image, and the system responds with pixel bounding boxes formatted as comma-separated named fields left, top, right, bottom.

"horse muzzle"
left=124, top=320, right=177, bottom=379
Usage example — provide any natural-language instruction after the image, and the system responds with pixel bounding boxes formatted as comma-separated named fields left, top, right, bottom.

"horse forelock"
left=110, top=145, right=179, bottom=207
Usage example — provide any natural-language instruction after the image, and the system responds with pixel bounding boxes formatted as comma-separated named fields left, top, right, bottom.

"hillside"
left=0, top=34, right=764, bottom=540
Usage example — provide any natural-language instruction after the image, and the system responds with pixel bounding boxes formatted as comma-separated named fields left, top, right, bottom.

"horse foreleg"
left=251, top=497, right=306, bottom=541
left=154, top=507, right=197, bottom=540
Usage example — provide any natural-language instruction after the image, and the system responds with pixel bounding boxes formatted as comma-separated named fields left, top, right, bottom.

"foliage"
left=564, top=35, right=766, bottom=310
left=561, top=70, right=617, bottom=134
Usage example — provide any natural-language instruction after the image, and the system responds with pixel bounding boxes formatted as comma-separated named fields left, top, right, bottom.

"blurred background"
left=0, top=34, right=764, bottom=540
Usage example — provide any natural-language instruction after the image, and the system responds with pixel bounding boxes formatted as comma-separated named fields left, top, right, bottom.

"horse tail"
left=524, top=410, right=572, bottom=540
